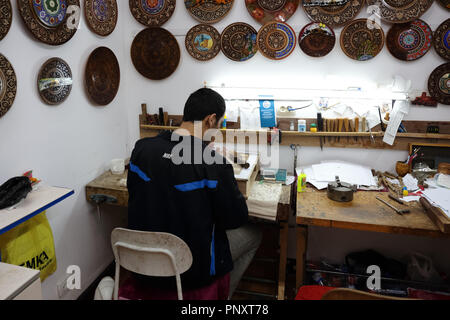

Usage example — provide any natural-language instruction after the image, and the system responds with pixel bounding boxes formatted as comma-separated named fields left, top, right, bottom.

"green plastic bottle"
left=298, top=170, right=307, bottom=193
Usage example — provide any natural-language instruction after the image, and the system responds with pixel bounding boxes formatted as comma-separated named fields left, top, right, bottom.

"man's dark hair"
left=182, top=88, right=226, bottom=122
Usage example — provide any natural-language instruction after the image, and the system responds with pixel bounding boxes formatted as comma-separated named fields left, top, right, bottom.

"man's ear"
left=204, top=114, right=217, bottom=128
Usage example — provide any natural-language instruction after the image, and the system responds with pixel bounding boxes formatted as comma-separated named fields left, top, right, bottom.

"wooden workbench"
left=86, top=170, right=292, bottom=299
left=295, top=188, right=450, bottom=289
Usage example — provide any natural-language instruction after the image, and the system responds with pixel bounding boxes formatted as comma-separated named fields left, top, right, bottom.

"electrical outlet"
left=56, top=274, right=71, bottom=298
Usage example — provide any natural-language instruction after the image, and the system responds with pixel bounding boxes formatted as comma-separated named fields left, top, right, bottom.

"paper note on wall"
left=383, top=100, right=410, bottom=145
left=259, top=96, right=276, bottom=128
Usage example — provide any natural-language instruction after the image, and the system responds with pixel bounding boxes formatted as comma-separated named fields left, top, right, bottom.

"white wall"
left=0, top=1, right=449, bottom=300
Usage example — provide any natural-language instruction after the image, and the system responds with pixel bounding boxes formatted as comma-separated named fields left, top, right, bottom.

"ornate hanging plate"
left=428, top=62, right=450, bottom=105
left=85, top=0, right=117, bottom=36
left=221, top=22, right=258, bottom=62
left=0, top=0, right=12, bottom=41
left=0, top=53, right=16, bottom=119
left=299, top=22, right=335, bottom=57
left=246, top=0, right=299, bottom=25
left=185, top=24, right=221, bottom=61
left=340, top=18, right=384, bottom=61
left=184, top=0, right=234, bottom=24
left=37, top=57, right=73, bottom=105
left=129, top=0, right=175, bottom=27
left=301, top=0, right=364, bottom=27
left=17, top=0, right=80, bottom=45
left=386, top=19, right=432, bottom=61
left=437, top=0, right=450, bottom=11
left=85, top=47, right=120, bottom=105
left=257, top=21, right=296, bottom=60
left=434, top=19, right=450, bottom=61
left=366, top=0, right=433, bottom=24
left=131, top=27, right=180, bottom=80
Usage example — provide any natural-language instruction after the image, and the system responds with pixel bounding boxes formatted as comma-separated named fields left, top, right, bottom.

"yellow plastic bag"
left=0, top=211, right=57, bottom=281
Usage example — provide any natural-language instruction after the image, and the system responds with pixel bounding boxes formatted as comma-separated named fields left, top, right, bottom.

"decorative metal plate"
left=340, top=18, right=384, bottom=61
left=302, top=0, right=364, bottom=27
left=185, top=24, right=221, bottom=61
left=184, top=0, right=233, bottom=24
left=0, top=53, right=16, bottom=118
left=85, top=47, right=120, bottom=105
left=17, top=0, right=80, bottom=45
left=386, top=19, right=432, bottom=61
left=0, top=0, right=12, bottom=41
left=37, top=57, right=73, bottom=105
left=85, top=0, right=118, bottom=36
left=366, top=0, right=433, bottom=24
left=221, top=22, right=258, bottom=62
left=246, top=0, right=299, bottom=25
left=437, top=0, right=449, bottom=11
left=129, top=0, right=175, bottom=27
left=434, top=19, right=450, bottom=61
left=131, top=27, right=180, bottom=80
left=428, top=62, right=450, bottom=105
left=257, top=21, right=296, bottom=60
left=299, top=21, right=335, bottom=57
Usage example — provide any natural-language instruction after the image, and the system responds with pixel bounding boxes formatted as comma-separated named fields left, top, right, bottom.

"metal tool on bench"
left=327, top=176, right=357, bottom=202
left=376, top=196, right=410, bottom=215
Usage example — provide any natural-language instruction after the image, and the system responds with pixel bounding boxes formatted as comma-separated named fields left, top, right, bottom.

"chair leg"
left=114, top=262, right=120, bottom=300
left=175, top=273, right=183, bottom=300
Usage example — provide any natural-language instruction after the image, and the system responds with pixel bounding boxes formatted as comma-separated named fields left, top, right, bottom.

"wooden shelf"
left=139, top=124, right=450, bottom=151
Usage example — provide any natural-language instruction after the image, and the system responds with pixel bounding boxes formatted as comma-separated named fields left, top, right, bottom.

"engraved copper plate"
left=246, top=0, right=299, bottom=25
left=184, top=0, right=233, bottom=24
left=302, top=0, right=364, bottom=27
left=428, top=62, right=450, bottom=105
left=85, top=47, right=120, bottom=105
left=340, top=18, right=384, bottom=61
left=257, top=21, right=296, bottom=60
left=0, top=0, right=12, bottom=41
left=17, top=0, right=80, bottom=45
left=129, top=0, right=175, bottom=27
left=131, top=27, right=180, bottom=80
left=37, top=57, right=72, bottom=105
left=85, top=0, right=118, bottom=36
left=299, top=21, right=335, bottom=57
left=185, top=24, right=221, bottom=61
left=434, top=19, right=450, bottom=61
left=221, top=22, right=258, bottom=62
left=386, top=19, right=432, bottom=61
left=0, top=53, right=16, bottom=118
left=366, top=0, right=433, bottom=24
left=437, top=0, right=449, bottom=11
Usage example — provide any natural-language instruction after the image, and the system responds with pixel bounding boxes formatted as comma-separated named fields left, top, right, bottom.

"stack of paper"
left=296, top=160, right=378, bottom=190
left=422, top=187, right=450, bottom=218
left=246, top=182, right=282, bottom=221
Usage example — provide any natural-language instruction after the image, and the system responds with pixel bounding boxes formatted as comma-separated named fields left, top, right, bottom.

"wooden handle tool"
left=344, top=118, right=350, bottom=143
left=354, top=117, right=359, bottom=142
left=337, top=118, right=343, bottom=143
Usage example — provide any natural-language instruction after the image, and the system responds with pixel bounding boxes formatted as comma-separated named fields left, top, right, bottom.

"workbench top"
left=296, top=188, right=448, bottom=238
left=0, top=263, right=40, bottom=300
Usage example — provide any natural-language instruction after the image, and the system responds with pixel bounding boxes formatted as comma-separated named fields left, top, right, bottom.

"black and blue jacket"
left=127, top=130, right=248, bottom=289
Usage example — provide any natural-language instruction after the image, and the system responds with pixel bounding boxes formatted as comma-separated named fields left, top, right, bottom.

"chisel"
left=354, top=117, right=359, bottom=142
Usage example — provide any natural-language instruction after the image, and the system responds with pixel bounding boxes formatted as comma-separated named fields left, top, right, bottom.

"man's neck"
left=175, top=121, right=204, bottom=140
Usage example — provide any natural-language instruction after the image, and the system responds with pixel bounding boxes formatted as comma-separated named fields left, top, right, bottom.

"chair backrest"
left=321, top=288, right=413, bottom=300
left=111, top=227, right=193, bottom=300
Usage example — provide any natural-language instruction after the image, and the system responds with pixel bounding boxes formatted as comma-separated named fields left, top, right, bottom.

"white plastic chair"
left=110, top=227, right=193, bottom=300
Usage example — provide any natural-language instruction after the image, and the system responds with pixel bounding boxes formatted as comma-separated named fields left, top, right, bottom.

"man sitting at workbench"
left=126, top=88, right=262, bottom=299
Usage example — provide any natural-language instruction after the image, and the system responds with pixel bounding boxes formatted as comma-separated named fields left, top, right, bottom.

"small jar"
left=310, top=123, right=317, bottom=132
left=298, top=120, right=306, bottom=132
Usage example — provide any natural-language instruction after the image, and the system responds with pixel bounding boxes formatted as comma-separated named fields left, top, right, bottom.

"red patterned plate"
left=386, top=19, right=432, bottom=61
left=246, top=0, right=299, bottom=25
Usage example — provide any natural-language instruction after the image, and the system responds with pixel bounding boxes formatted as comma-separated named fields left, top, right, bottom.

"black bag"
left=345, top=249, right=407, bottom=279
left=0, top=176, right=32, bottom=210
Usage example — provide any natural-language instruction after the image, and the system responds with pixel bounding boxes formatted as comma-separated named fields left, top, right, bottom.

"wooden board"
left=0, top=263, right=40, bottom=300
left=85, top=170, right=128, bottom=207
left=296, top=188, right=450, bottom=238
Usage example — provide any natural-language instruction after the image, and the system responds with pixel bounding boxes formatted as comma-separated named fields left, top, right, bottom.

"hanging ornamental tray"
left=85, top=47, right=120, bottom=106
left=17, top=0, right=80, bottom=45
left=340, top=18, right=384, bottom=61
left=0, top=0, right=12, bottom=41
left=302, top=0, right=364, bottom=28
left=37, top=57, right=73, bottom=105
left=0, top=53, right=16, bottom=119
left=437, top=0, right=449, bottom=11
left=184, top=0, right=233, bottom=24
left=366, top=0, right=433, bottom=24
left=85, top=0, right=117, bottom=36
left=299, top=22, right=335, bottom=57
left=246, top=0, right=299, bottom=25
left=257, top=21, right=296, bottom=60
left=434, top=19, right=450, bottom=61
left=131, top=27, right=180, bottom=80
left=221, top=22, right=258, bottom=62
left=386, top=19, right=432, bottom=61
left=129, top=0, right=175, bottom=27
left=428, top=62, right=450, bottom=105
left=185, top=24, right=221, bottom=61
